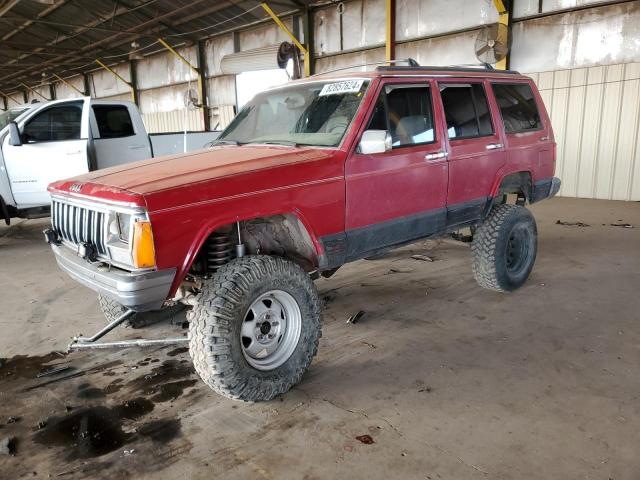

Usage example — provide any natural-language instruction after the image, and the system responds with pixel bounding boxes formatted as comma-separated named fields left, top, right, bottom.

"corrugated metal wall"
left=529, top=62, right=640, bottom=201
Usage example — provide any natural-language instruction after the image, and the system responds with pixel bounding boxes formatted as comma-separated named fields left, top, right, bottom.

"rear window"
left=492, top=83, right=542, bottom=133
left=93, top=105, right=134, bottom=138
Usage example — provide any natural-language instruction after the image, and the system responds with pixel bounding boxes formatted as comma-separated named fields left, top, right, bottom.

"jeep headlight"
left=117, top=213, right=132, bottom=243
left=108, top=213, right=132, bottom=243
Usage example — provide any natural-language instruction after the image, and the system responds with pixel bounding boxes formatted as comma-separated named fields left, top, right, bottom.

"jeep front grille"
left=51, top=199, right=107, bottom=256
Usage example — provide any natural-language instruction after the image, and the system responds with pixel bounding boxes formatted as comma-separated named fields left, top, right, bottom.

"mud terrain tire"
left=471, top=204, right=538, bottom=292
left=189, top=255, right=322, bottom=401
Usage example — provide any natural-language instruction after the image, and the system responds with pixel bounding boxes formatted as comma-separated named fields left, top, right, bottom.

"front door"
left=345, top=79, right=449, bottom=261
left=3, top=100, right=90, bottom=208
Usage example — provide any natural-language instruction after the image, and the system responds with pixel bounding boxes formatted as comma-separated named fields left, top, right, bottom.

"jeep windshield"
left=217, top=79, right=370, bottom=148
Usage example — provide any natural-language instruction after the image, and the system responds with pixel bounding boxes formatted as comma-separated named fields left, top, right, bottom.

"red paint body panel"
left=437, top=78, right=508, bottom=205
left=346, top=78, right=448, bottom=229
left=48, top=69, right=557, bottom=301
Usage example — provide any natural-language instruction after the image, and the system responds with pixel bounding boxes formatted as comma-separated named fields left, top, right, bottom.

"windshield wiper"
left=250, top=140, right=299, bottom=147
left=208, top=139, right=240, bottom=146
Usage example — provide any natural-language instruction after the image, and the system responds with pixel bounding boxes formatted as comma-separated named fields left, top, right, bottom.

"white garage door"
left=529, top=62, right=640, bottom=201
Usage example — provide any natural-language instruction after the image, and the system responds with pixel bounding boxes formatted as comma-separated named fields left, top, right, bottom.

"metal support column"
left=196, top=40, right=211, bottom=131
left=492, top=0, right=511, bottom=70
left=261, top=2, right=311, bottom=77
left=95, top=59, right=136, bottom=103
left=83, top=73, right=91, bottom=97
left=129, top=60, right=139, bottom=105
left=303, top=8, right=315, bottom=76
left=1, top=95, right=7, bottom=111
left=386, top=0, right=396, bottom=63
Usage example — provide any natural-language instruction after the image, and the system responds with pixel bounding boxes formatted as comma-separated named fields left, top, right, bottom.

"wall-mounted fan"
left=475, top=22, right=511, bottom=64
left=277, top=41, right=301, bottom=79
left=183, top=88, right=200, bottom=109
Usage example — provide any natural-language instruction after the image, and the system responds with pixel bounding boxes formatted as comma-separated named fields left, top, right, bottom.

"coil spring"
left=207, top=231, right=233, bottom=272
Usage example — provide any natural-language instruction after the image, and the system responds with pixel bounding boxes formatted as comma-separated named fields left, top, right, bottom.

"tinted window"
left=492, top=83, right=542, bottom=133
left=366, top=85, right=435, bottom=148
left=366, top=94, right=387, bottom=131
left=440, top=83, right=493, bottom=139
left=22, top=104, right=82, bottom=143
left=93, top=105, right=134, bottom=138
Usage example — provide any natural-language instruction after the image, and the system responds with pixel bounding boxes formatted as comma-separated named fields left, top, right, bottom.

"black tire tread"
left=188, top=255, right=322, bottom=402
left=471, top=204, right=534, bottom=292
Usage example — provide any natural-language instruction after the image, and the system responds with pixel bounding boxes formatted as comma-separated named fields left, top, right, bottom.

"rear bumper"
left=532, top=177, right=561, bottom=203
left=51, top=244, right=175, bottom=312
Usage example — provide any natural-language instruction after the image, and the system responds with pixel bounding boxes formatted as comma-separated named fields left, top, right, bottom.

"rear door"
left=435, top=79, right=506, bottom=228
left=2, top=99, right=90, bottom=208
left=345, top=78, right=448, bottom=260
left=90, top=102, right=151, bottom=169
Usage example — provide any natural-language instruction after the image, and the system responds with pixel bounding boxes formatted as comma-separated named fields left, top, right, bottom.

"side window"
left=387, top=85, right=435, bottom=147
left=22, top=104, right=82, bottom=143
left=93, top=105, right=135, bottom=139
left=365, top=84, right=435, bottom=148
left=492, top=83, right=542, bottom=133
left=440, top=83, right=494, bottom=139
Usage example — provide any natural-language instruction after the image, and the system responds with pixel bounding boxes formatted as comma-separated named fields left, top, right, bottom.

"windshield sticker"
left=319, top=80, right=364, bottom=96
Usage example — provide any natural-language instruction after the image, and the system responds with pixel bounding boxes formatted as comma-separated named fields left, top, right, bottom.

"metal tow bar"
left=67, top=309, right=189, bottom=351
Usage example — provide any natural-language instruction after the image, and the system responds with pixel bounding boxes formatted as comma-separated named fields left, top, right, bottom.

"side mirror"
left=359, top=130, right=392, bottom=154
left=8, top=122, right=22, bottom=146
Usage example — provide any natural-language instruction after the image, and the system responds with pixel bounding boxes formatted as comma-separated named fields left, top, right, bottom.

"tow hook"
left=43, top=228, right=60, bottom=245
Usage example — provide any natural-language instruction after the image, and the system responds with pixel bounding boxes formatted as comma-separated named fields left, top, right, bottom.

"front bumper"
left=51, top=243, right=175, bottom=312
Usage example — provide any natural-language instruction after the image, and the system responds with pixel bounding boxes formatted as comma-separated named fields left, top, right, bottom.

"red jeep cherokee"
left=46, top=65, right=560, bottom=401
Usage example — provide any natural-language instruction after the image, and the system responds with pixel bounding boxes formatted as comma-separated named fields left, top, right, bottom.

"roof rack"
left=376, top=63, right=521, bottom=75
left=311, top=58, right=420, bottom=77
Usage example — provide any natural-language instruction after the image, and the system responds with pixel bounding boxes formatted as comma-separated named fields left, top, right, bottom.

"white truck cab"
left=0, top=97, right=219, bottom=223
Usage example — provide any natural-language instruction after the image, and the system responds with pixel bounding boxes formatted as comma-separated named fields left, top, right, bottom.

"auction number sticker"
left=319, top=80, right=364, bottom=96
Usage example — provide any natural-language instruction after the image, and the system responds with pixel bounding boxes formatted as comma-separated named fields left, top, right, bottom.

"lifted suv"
left=46, top=65, right=560, bottom=401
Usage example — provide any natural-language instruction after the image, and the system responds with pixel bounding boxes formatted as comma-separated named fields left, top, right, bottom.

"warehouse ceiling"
left=0, top=0, right=313, bottom=94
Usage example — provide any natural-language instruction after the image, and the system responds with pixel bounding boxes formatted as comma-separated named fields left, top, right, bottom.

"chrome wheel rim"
left=240, top=290, right=302, bottom=371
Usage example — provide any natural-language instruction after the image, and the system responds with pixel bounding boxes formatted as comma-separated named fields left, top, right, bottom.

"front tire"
left=188, top=255, right=322, bottom=401
left=471, top=204, right=538, bottom=292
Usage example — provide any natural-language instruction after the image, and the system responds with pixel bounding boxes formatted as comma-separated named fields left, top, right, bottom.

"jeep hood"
left=50, top=145, right=334, bottom=198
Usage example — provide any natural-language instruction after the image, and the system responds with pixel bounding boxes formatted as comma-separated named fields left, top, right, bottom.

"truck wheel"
left=471, top=204, right=537, bottom=292
left=98, top=295, right=184, bottom=329
left=189, top=255, right=322, bottom=401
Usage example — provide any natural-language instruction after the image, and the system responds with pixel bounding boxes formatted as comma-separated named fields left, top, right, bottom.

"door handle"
left=485, top=143, right=504, bottom=150
left=425, top=151, right=448, bottom=161
left=539, top=136, right=550, bottom=142
left=128, top=145, right=146, bottom=150
left=66, top=150, right=82, bottom=155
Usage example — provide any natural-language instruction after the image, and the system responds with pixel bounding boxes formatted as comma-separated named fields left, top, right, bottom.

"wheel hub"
left=241, top=290, right=302, bottom=371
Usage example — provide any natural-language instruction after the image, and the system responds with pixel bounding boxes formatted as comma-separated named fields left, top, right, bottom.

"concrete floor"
left=0, top=197, right=639, bottom=479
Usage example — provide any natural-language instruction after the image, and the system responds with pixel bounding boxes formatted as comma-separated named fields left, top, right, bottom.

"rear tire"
left=471, top=204, right=537, bottom=292
left=98, top=295, right=185, bottom=329
left=188, top=255, right=322, bottom=402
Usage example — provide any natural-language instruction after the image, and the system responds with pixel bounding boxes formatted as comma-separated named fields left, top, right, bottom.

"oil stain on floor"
left=0, top=347, right=199, bottom=478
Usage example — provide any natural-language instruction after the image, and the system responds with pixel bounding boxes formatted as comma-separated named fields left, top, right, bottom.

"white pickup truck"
left=0, top=98, right=220, bottom=224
